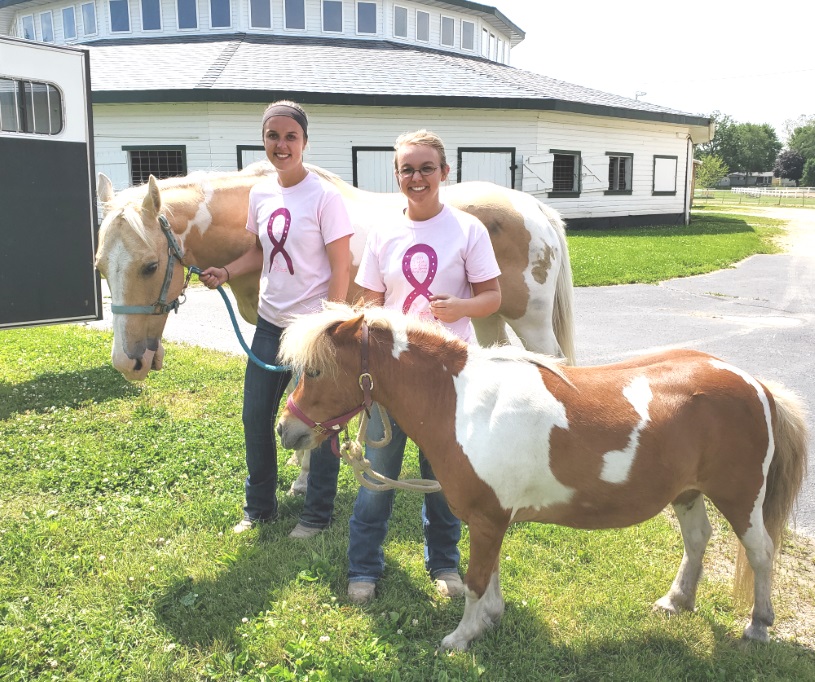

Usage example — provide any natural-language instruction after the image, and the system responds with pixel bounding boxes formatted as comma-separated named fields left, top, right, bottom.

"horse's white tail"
left=539, top=202, right=576, bottom=365
left=734, top=380, right=808, bottom=602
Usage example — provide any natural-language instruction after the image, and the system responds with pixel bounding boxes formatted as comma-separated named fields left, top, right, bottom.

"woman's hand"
left=198, top=266, right=230, bottom=290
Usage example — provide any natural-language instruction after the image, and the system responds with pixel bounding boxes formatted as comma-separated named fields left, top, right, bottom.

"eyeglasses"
left=398, top=165, right=440, bottom=178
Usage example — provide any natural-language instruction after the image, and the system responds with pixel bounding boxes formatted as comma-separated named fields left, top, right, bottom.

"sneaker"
left=435, top=571, right=466, bottom=598
left=347, top=581, right=376, bottom=604
left=233, top=516, right=274, bottom=534
left=288, top=522, right=324, bottom=539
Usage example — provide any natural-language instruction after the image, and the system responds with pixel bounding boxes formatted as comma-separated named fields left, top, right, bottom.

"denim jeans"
left=347, top=405, right=461, bottom=582
left=242, top=315, right=339, bottom=526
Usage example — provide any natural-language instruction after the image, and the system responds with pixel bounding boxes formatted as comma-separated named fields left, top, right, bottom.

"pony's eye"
left=142, top=262, right=159, bottom=276
left=306, top=368, right=321, bottom=378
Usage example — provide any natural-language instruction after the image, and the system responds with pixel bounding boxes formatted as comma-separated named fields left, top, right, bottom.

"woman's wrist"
left=222, top=266, right=230, bottom=282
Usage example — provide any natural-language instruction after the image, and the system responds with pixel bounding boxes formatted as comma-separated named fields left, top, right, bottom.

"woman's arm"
left=429, top=278, right=501, bottom=323
left=325, top=235, right=352, bottom=302
left=359, top=287, right=385, bottom=307
left=199, top=237, right=264, bottom=289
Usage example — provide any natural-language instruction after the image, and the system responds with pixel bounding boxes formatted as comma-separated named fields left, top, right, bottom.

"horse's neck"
left=370, top=333, right=464, bottom=446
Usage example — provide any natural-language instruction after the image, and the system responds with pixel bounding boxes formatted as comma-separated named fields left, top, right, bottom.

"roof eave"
left=91, top=88, right=712, bottom=129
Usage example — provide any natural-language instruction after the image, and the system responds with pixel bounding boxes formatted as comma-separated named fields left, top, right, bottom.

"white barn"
left=1, top=0, right=714, bottom=227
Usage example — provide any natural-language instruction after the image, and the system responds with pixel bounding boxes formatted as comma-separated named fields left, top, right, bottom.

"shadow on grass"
left=0, top=364, right=141, bottom=420
left=569, top=214, right=757, bottom=238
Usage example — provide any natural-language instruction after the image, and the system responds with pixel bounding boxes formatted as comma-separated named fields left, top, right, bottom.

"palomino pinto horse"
left=276, top=304, right=808, bottom=651
left=95, top=162, right=575, bottom=382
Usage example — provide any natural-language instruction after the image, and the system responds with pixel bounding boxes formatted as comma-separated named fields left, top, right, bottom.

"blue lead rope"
left=187, top=266, right=291, bottom=373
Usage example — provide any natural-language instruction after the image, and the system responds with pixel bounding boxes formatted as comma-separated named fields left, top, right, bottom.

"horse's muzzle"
left=277, top=415, right=320, bottom=451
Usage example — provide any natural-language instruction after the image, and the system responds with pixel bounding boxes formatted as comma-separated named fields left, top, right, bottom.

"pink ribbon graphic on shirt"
left=401, top=244, right=438, bottom=314
left=266, top=207, right=294, bottom=275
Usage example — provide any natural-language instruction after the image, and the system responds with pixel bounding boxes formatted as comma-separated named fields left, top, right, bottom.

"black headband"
left=262, top=105, right=308, bottom=136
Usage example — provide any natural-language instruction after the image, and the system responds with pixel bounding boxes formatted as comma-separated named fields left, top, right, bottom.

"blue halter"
left=110, top=215, right=190, bottom=316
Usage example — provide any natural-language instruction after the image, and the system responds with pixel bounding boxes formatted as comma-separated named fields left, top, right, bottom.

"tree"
left=788, top=123, right=815, bottom=162
left=696, top=111, right=738, bottom=166
left=696, top=155, right=729, bottom=188
left=802, top=158, right=815, bottom=187
left=773, top=149, right=804, bottom=185
left=733, top=123, right=782, bottom=177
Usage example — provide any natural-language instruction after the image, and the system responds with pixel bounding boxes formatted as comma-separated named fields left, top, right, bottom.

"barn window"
left=653, top=155, right=678, bottom=195
left=285, top=0, right=305, bottom=29
left=40, top=12, right=55, bottom=42
left=0, top=78, right=63, bottom=135
left=81, top=2, right=97, bottom=35
left=322, top=0, right=342, bottom=32
left=416, top=10, right=429, bottom=41
left=124, top=147, right=188, bottom=186
left=606, top=153, right=633, bottom=194
left=63, top=6, right=77, bottom=39
left=210, top=0, right=231, bottom=27
left=177, top=0, right=198, bottom=29
left=21, top=15, right=36, bottom=40
left=549, top=150, right=581, bottom=197
left=357, top=2, right=376, bottom=34
left=462, top=20, right=474, bottom=50
left=440, top=16, right=454, bottom=46
left=250, top=0, right=271, bottom=28
left=393, top=5, right=407, bottom=38
left=481, top=28, right=488, bottom=56
left=109, top=0, right=131, bottom=32
left=142, top=0, right=162, bottom=30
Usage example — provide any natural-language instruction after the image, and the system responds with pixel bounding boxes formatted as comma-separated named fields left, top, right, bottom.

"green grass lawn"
left=1, top=211, right=812, bottom=680
left=566, top=213, right=784, bottom=287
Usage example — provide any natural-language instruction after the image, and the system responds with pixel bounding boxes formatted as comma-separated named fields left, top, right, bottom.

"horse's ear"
left=142, top=175, right=162, bottom=219
left=331, top=314, right=365, bottom=341
left=352, top=296, right=366, bottom=311
left=97, top=173, right=115, bottom=209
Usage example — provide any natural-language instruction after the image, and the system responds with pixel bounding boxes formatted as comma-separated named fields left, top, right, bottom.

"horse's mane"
left=279, top=302, right=566, bottom=380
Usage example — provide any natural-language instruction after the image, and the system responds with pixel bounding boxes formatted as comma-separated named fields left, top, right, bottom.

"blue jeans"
left=242, top=316, right=339, bottom=527
left=347, top=405, right=461, bottom=582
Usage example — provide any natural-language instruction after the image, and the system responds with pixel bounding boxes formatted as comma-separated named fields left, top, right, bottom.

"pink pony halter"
left=285, top=321, right=374, bottom=456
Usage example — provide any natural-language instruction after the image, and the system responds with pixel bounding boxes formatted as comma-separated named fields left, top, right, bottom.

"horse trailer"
left=0, top=35, right=101, bottom=328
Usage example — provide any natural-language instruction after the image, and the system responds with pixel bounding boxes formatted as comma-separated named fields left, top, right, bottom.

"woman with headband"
left=200, top=101, right=353, bottom=537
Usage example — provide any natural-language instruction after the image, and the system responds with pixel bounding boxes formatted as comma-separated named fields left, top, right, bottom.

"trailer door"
left=0, top=37, right=101, bottom=329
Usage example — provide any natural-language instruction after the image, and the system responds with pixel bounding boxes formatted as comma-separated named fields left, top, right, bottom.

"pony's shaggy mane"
left=279, top=301, right=567, bottom=380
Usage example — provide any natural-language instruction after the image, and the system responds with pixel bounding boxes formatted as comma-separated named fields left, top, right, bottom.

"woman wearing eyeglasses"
left=346, top=129, right=502, bottom=604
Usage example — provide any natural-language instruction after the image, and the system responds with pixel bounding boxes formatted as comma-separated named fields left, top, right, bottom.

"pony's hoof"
left=287, top=482, right=307, bottom=496
left=742, top=623, right=770, bottom=643
left=653, top=595, right=691, bottom=616
left=440, top=633, right=469, bottom=651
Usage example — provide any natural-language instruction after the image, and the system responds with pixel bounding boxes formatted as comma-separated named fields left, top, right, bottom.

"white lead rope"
left=339, top=403, right=442, bottom=494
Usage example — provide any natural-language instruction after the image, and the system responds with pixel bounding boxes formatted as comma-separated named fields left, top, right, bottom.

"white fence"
left=732, top=187, right=815, bottom=198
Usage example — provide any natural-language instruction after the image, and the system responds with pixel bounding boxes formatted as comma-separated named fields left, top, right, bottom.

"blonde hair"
left=393, top=129, right=448, bottom=170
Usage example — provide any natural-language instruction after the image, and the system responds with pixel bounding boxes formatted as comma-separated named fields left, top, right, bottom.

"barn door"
left=353, top=147, right=400, bottom=192
left=457, top=148, right=516, bottom=188
left=0, top=37, right=101, bottom=329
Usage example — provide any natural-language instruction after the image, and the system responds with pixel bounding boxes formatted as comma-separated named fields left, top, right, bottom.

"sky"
left=488, top=0, right=814, bottom=141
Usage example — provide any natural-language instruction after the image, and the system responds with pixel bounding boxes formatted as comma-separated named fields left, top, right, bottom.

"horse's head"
left=95, top=173, right=186, bottom=381
left=276, top=306, right=372, bottom=451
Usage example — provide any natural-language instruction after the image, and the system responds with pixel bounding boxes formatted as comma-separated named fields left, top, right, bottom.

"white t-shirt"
left=247, top=171, right=353, bottom=327
left=355, top=204, right=501, bottom=342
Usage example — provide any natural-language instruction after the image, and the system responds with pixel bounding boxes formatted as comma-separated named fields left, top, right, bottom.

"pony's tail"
left=734, top=380, right=808, bottom=602
left=538, top=202, right=576, bottom=365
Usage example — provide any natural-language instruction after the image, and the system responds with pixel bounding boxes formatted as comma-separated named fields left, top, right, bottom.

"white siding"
left=92, top=102, right=690, bottom=222
left=5, top=0, right=514, bottom=57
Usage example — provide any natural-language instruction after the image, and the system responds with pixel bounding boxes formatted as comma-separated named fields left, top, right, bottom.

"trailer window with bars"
left=0, top=78, right=63, bottom=135
left=125, top=147, right=187, bottom=186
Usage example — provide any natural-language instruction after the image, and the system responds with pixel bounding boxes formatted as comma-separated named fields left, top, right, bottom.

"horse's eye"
left=142, top=262, right=159, bottom=276
left=306, top=368, right=321, bottom=378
